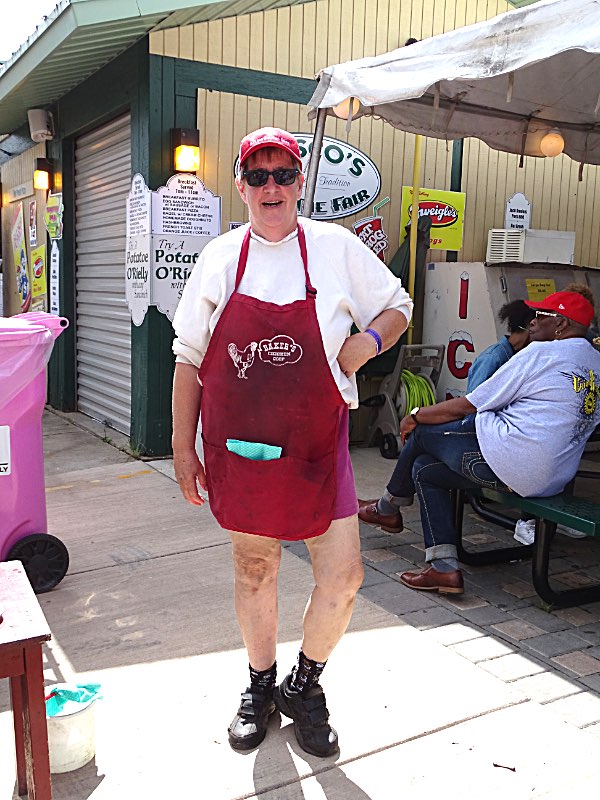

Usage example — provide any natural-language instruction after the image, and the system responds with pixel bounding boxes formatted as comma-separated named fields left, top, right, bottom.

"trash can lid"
left=0, top=317, right=51, bottom=343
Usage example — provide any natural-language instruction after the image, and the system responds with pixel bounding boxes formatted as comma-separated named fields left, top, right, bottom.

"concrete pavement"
left=1, top=411, right=600, bottom=799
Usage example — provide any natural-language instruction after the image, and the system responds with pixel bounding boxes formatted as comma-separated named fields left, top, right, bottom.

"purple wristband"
left=364, top=328, right=382, bottom=355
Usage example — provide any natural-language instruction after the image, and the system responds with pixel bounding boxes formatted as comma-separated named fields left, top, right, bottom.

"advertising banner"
left=400, top=187, right=466, bottom=251
left=11, top=203, right=31, bottom=312
left=352, top=215, right=389, bottom=260
left=29, top=199, right=37, bottom=246
left=50, top=241, right=60, bottom=315
left=30, top=244, right=47, bottom=309
left=44, top=193, right=63, bottom=240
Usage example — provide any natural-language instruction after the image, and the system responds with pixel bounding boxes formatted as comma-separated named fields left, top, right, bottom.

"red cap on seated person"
left=239, top=127, right=303, bottom=168
left=525, top=291, right=594, bottom=327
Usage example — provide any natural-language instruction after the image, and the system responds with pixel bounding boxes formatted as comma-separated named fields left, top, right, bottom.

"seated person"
left=358, top=291, right=600, bottom=595
left=466, top=300, right=534, bottom=391
left=513, top=283, right=597, bottom=544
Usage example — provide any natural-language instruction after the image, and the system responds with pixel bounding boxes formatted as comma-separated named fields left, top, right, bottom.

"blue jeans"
left=386, top=415, right=508, bottom=562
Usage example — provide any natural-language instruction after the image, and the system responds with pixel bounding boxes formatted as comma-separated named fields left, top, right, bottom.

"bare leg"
left=302, top=515, right=363, bottom=663
left=229, top=530, right=281, bottom=671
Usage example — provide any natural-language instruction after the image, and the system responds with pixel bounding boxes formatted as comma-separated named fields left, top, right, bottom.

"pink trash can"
left=0, top=312, right=69, bottom=592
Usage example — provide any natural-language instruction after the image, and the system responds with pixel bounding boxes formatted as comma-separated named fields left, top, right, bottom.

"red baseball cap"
left=238, top=127, right=302, bottom=168
left=525, top=291, right=594, bottom=327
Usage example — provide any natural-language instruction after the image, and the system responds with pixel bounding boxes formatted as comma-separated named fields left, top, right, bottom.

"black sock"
left=288, top=650, right=326, bottom=694
left=249, top=661, right=276, bottom=695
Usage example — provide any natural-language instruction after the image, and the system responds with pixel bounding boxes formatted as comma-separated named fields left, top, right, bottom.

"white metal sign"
left=126, top=174, right=152, bottom=326
left=125, top=174, right=222, bottom=325
left=233, top=133, right=381, bottom=220
left=505, top=192, right=531, bottom=230
left=0, top=426, right=11, bottom=476
left=151, top=234, right=213, bottom=322
left=296, top=133, right=381, bottom=219
left=152, top=174, right=221, bottom=237
left=49, top=240, right=60, bottom=315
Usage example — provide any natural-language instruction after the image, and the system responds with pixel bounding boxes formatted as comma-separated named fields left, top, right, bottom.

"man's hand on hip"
left=337, top=332, right=378, bottom=377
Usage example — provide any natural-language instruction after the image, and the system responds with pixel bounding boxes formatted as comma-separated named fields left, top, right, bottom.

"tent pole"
left=408, top=133, right=422, bottom=344
left=302, top=107, right=327, bottom=218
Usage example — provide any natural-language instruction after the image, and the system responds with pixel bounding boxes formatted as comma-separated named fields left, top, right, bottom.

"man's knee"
left=233, top=548, right=280, bottom=591
left=318, top=557, right=364, bottom=598
left=412, top=453, right=436, bottom=484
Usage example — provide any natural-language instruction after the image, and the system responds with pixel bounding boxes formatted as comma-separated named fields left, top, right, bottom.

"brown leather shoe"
left=357, top=499, right=403, bottom=533
left=399, top=566, right=464, bottom=594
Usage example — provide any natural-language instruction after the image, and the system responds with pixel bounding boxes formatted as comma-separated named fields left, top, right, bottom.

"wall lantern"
left=332, top=97, right=360, bottom=120
left=33, top=158, right=53, bottom=191
left=171, top=128, right=200, bottom=172
left=540, top=128, right=565, bottom=158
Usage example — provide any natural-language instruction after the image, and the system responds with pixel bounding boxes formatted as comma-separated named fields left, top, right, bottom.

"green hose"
left=396, top=370, right=437, bottom=417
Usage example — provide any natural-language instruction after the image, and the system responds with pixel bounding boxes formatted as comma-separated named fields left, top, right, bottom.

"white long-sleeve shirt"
left=172, top=217, right=413, bottom=408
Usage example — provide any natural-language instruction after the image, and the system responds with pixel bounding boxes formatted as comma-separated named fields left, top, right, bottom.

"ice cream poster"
left=30, top=244, right=47, bottom=305
left=400, top=187, right=466, bottom=251
left=11, top=203, right=31, bottom=312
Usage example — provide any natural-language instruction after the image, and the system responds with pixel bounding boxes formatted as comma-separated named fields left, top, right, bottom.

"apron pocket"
left=203, top=437, right=336, bottom=540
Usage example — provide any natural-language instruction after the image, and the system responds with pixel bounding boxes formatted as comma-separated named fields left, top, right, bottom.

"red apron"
left=198, top=224, right=345, bottom=540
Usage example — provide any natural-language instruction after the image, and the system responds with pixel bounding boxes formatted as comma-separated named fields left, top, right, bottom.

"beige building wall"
left=150, top=0, right=600, bottom=268
left=1, top=143, right=50, bottom=317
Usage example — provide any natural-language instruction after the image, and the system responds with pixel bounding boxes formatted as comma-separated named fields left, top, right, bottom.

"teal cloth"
left=226, top=439, right=282, bottom=461
left=45, top=683, right=102, bottom=718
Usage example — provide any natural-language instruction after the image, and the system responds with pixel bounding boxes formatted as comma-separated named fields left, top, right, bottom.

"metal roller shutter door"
left=75, top=114, right=131, bottom=434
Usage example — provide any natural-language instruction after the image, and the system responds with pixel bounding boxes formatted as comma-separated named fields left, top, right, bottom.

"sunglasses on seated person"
left=535, top=310, right=560, bottom=319
left=242, top=167, right=301, bottom=187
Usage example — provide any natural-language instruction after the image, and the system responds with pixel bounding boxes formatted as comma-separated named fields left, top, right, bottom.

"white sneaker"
left=514, top=519, right=535, bottom=545
left=556, top=524, right=587, bottom=539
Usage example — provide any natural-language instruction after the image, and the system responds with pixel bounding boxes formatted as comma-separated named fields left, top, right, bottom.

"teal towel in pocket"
left=226, top=439, right=282, bottom=461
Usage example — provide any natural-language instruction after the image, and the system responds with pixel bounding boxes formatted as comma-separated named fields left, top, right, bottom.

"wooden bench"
left=455, top=488, right=600, bottom=608
left=0, top=561, right=52, bottom=799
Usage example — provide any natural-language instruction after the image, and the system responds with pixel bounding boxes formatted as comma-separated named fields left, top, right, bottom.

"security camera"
left=27, top=109, right=54, bottom=142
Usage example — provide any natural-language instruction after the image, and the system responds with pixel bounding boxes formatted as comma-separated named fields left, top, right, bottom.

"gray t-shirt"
left=466, top=338, right=600, bottom=496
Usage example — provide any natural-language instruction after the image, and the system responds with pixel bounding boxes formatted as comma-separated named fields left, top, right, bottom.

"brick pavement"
left=284, top=472, right=600, bottom=741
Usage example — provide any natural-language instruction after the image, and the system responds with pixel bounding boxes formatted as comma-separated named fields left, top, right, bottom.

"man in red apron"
left=172, top=128, right=412, bottom=757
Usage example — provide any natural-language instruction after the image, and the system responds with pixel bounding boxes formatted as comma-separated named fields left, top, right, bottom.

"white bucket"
left=46, top=685, right=97, bottom=773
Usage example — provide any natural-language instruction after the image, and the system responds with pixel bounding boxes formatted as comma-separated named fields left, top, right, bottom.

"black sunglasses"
left=242, top=168, right=300, bottom=187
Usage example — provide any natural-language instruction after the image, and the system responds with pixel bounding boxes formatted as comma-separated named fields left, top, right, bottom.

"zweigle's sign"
left=233, top=134, right=381, bottom=220
left=400, top=187, right=466, bottom=251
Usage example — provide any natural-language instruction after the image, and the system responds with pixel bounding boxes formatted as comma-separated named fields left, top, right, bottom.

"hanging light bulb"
left=332, top=97, right=360, bottom=120
left=540, top=128, right=564, bottom=158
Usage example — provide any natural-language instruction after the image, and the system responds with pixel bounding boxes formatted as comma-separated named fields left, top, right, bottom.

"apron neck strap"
left=235, top=223, right=315, bottom=297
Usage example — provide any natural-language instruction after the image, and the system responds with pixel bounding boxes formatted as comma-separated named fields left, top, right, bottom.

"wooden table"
left=0, top=561, right=52, bottom=799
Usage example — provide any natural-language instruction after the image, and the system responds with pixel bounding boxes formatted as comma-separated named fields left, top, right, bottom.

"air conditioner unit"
left=522, top=229, right=575, bottom=264
left=486, top=229, right=525, bottom=263
left=486, top=229, right=576, bottom=264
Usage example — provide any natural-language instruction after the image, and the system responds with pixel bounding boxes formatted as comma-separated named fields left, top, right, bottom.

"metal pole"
left=302, top=107, right=327, bottom=218
left=408, top=133, right=422, bottom=344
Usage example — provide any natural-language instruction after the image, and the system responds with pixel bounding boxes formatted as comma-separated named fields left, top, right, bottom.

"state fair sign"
left=234, top=134, right=381, bottom=220
left=400, top=187, right=466, bottom=251
left=295, top=134, right=381, bottom=220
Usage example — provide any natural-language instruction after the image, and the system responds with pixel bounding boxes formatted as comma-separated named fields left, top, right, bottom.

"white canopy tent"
left=302, top=0, right=600, bottom=332
left=307, top=0, right=600, bottom=167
